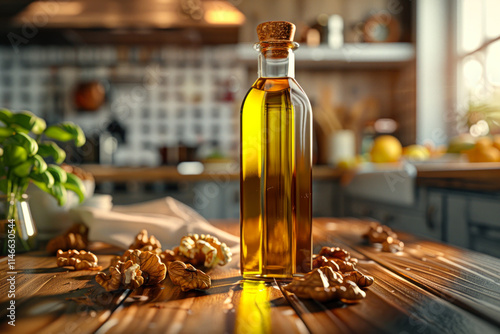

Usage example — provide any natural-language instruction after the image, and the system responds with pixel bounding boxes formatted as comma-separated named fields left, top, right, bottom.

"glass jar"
left=0, top=194, right=38, bottom=255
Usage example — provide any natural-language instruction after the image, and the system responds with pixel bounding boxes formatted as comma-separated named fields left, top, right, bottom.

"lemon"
left=403, top=145, right=430, bottom=161
left=370, top=135, right=402, bottom=163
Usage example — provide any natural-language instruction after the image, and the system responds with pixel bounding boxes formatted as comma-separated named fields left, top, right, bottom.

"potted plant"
left=0, top=108, right=87, bottom=255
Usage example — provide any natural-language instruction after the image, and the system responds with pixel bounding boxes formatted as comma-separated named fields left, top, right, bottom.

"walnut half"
left=57, top=249, right=101, bottom=271
left=47, top=224, right=88, bottom=254
left=283, top=267, right=366, bottom=302
left=178, top=234, right=232, bottom=268
left=129, top=229, right=162, bottom=252
left=168, top=260, right=211, bottom=291
left=96, top=250, right=166, bottom=291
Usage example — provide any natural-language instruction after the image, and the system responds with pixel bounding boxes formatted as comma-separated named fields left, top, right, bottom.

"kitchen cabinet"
left=343, top=187, right=443, bottom=241
left=195, top=179, right=339, bottom=220
left=446, top=191, right=500, bottom=258
left=343, top=185, right=500, bottom=258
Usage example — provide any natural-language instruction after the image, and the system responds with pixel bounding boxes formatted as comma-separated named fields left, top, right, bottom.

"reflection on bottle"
left=235, top=280, right=271, bottom=334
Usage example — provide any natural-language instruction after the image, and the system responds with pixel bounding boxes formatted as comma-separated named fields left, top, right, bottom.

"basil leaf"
left=31, top=155, right=47, bottom=174
left=64, top=172, right=86, bottom=203
left=30, top=170, right=55, bottom=189
left=0, top=127, right=15, bottom=138
left=3, top=145, right=28, bottom=166
left=12, top=155, right=48, bottom=177
left=50, top=182, right=67, bottom=206
left=37, top=141, right=66, bottom=164
left=11, top=111, right=47, bottom=135
left=44, top=122, right=86, bottom=147
left=0, top=109, right=13, bottom=126
left=3, top=132, right=38, bottom=156
left=12, top=159, right=33, bottom=177
left=47, top=164, right=67, bottom=183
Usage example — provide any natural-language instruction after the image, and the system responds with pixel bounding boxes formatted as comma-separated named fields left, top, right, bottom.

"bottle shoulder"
left=249, top=77, right=308, bottom=96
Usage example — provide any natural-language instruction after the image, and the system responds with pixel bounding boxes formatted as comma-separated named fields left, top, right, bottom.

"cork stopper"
left=257, top=21, right=296, bottom=42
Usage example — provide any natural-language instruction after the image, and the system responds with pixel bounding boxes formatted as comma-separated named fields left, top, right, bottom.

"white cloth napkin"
left=70, top=197, right=240, bottom=252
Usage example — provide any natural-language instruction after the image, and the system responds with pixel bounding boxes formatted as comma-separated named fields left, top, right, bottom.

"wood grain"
left=313, top=218, right=500, bottom=329
left=1, top=219, right=499, bottom=333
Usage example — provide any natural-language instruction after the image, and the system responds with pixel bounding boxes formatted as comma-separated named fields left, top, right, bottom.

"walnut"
left=364, top=223, right=404, bottom=252
left=283, top=267, right=366, bottom=302
left=313, top=255, right=355, bottom=273
left=168, top=260, right=211, bottom=291
left=381, top=236, right=404, bottom=253
left=159, top=247, right=191, bottom=265
left=128, top=250, right=167, bottom=285
left=318, top=246, right=350, bottom=261
left=129, top=229, right=162, bottom=251
left=47, top=224, right=88, bottom=254
left=57, top=249, right=101, bottom=271
left=95, top=267, right=121, bottom=291
left=330, top=258, right=357, bottom=273
left=343, top=270, right=374, bottom=288
left=312, top=256, right=340, bottom=272
left=110, top=249, right=134, bottom=268
left=321, top=266, right=344, bottom=284
left=96, top=260, right=145, bottom=291
left=178, top=234, right=232, bottom=268
left=337, top=281, right=368, bottom=303
left=96, top=250, right=166, bottom=291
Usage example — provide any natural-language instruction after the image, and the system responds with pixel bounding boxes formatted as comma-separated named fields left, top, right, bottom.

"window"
left=457, top=0, right=500, bottom=136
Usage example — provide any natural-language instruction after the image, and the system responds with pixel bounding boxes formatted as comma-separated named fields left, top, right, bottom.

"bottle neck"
left=256, top=42, right=297, bottom=78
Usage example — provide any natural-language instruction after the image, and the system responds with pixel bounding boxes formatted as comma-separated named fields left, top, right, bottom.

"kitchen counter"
left=82, top=162, right=500, bottom=191
left=416, top=162, right=500, bottom=191
left=81, top=164, right=343, bottom=183
left=1, top=218, right=499, bottom=333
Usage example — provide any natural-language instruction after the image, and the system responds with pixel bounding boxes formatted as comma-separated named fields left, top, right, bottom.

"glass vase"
left=0, top=194, right=38, bottom=255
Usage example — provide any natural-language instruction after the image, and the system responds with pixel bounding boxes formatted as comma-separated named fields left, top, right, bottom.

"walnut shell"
left=168, top=260, right=211, bottom=291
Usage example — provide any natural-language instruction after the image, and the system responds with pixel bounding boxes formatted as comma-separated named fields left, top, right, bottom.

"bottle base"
left=242, top=272, right=307, bottom=281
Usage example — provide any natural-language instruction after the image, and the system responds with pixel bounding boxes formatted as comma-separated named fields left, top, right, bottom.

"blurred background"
left=1, top=0, right=499, bottom=256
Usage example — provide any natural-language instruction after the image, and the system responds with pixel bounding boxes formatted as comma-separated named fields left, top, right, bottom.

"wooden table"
left=1, top=218, right=500, bottom=333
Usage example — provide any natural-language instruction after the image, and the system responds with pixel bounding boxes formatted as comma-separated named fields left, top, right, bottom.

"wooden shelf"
left=237, top=42, right=415, bottom=69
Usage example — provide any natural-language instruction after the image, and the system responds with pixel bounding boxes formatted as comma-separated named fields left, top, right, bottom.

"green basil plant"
left=0, top=108, right=87, bottom=206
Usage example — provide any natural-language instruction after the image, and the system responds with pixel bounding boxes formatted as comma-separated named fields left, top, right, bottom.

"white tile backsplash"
left=0, top=45, right=245, bottom=166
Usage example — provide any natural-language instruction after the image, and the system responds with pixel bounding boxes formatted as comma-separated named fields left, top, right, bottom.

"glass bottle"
left=240, top=21, right=313, bottom=279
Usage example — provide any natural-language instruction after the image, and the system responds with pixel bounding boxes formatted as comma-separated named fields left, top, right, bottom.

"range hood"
left=7, top=0, right=245, bottom=44
left=12, top=0, right=245, bottom=28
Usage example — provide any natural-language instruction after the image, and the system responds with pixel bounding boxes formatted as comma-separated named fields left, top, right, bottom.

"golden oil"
left=240, top=76, right=312, bottom=279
